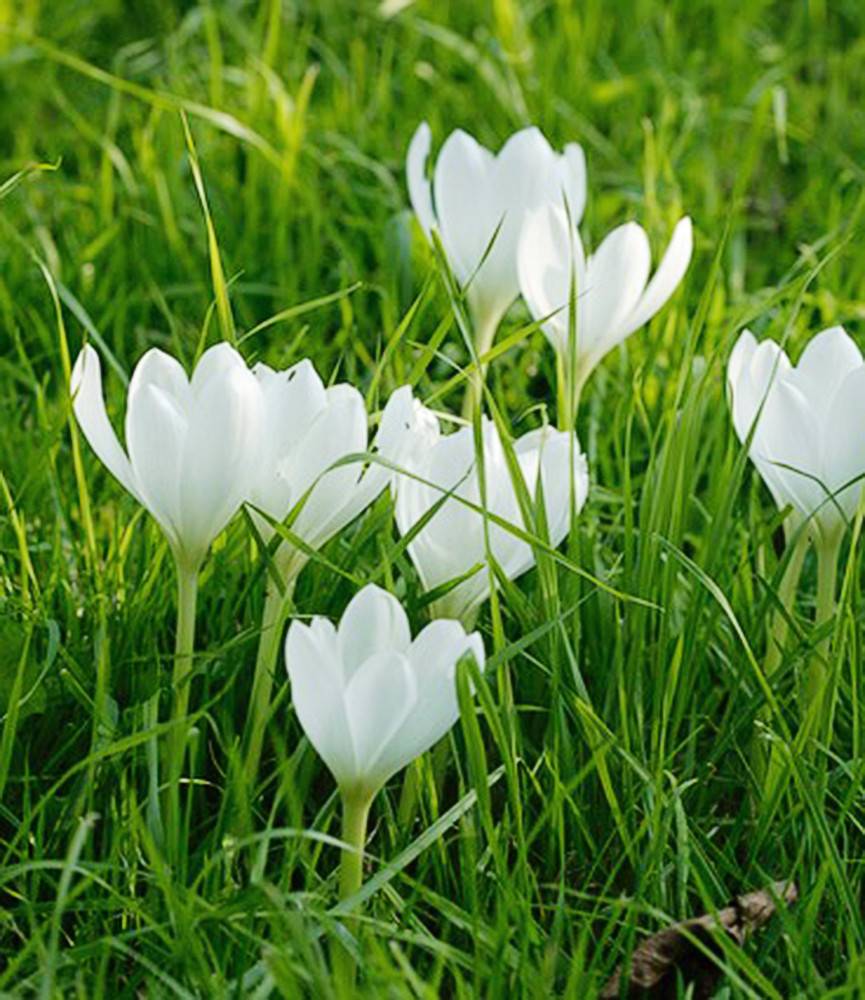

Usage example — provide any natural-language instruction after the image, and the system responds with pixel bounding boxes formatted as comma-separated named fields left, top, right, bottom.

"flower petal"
left=285, top=619, right=357, bottom=789
left=433, top=128, right=497, bottom=288
left=337, top=584, right=412, bottom=680
left=789, top=326, right=863, bottom=430
left=70, top=346, right=141, bottom=502
left=125, top=381, right=188, bottom=547
left=558, top=142, right=587, bottom=224
left=344, top=650, right=417, bottom=793
left=406, top=121, right=436, bottom=239
left=517, top=203, right=586, bottom=356
left=583, top=222, right=651, bottom=360
left=823, top=365, right=865, bottom=522
left=178, top=360, right=263, bottom=564
left=618, top=216, right=693, bottom=338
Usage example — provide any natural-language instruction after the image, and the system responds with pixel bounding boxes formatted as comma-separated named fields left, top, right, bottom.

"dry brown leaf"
left=600, top=881, right=798, bottom=999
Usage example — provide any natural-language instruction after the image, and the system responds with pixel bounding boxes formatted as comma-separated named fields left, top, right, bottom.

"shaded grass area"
left=1, top=0, right=865, bottom=995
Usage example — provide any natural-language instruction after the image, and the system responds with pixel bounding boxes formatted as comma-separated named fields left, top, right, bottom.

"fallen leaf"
left=601, top=880, right=798, bottom=999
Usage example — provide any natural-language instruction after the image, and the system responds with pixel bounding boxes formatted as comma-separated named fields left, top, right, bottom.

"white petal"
left=727, top=330, right=758, bottom=409
left=178, top=361, right=263, bottom=565
left=344, top=650, right=417, bottom=792
left=618, top=216, right=693, bottom=338
left=190, top=342, right=248, bottom=395
left=583, top=222, right=652, bottom=359
left=406, top=121, right=436, bottom=238
left=125, top=381, right=187, bottom=547
left=337, top=584, right=412, bottom=680
left=322, top=385, right=417, bottom=539
left=251, top=359, right=328, bottom=520
left=380, top=620, right=478, bottom=774
left=70, top=346, right=141, bottom=502
left=288, top=384, right=369, bottom=547
left=823, top=366, right=865, bottom=522
left=789, top=326, right=863, bottom=430
left=517, top=204, right=586, bottom=356
left=286, top=619, right=357, bottom=789
left=755, top=379, right=825, bottom=523
left=558, top=142, right=587, bottom=224
left=127, top=347, right=192, bottom=414
left=433, top=128, right=497, bottom=288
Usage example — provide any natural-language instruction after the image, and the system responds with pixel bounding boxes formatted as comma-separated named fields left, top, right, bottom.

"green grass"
left=2, top=0, right=865, bottom=995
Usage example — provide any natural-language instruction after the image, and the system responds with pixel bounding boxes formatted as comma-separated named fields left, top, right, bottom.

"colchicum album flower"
left=393, top=407, right=589, bottom=621
left=241, top=361, right=421, bottom=787
left=71, top=342, right=264, bottom=572
left=406, top=122, right=587, bottom=351
left=518, top=205, right=692, bottom=400
left=727, top=326, right=865, bottom=545
left=285, top=583, right=483, bottom=801
left=248, top=359, right=418, bottom=582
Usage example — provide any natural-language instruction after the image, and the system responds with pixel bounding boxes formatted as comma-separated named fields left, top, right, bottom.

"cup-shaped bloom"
left=286, top=584, right=483, bottom=799
left=392, top=408, right=589, bottom=620
left=727, top=326, right=865, bottom=544
left=71, top=343, right=264, bottom=570
left=518, top=204, right=692, bottom=393
left=407, top=122, right=587, bottom=338
left=248, top=360, right=419, bottom=581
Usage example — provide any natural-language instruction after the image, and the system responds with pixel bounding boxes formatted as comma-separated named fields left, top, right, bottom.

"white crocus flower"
left=248, top=359, right=418, bottom=583
left=286, top=583, right=483, bottom=802
left=727, top=326, right=865, bottom=547
left=286, top=583, right=484, bottom=940
left=518, top=204, right=692, bottom=400
left=406, top=122, right=587, bottom=351
left=240, top=360, right=421, bottom=787
left=393, top=407, right=589, bottom=621
left=71, top=341, right=265, bottom=830
left=71, top=342, right=264, bottom=572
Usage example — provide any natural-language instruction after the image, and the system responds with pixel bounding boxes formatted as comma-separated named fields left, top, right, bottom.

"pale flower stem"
left=165, top=561, right=199, bottom=858
left=802, top=535, right=840, bottom=754
left=757, top=526, right=809, bottom=798
left=555, top=349, right=582, bottom=432
left=242, top=577, right=295, bottom=789
left=334, top=789, right=371, bottom=991
left=461, top=313, right=500, bottom=419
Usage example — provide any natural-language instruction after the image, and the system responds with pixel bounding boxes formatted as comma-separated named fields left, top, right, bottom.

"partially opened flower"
left=71, top=341, right=264, bottom=840
left=393, top=408, right=589, bottom=621
left=728, top=325, right=865, bottom=760
left=407, top=122, right=587, bottom=349
left=518, top=204, right=692, bottom=402
left=727, top=326, right=865, bottom=546
left=286, top=583, right=483, bottom=801
left=286, top=583, right=484, bottom=973
left=241, top=360, right=421, bottom=786
left=248, top=359, right=418, bottom=583
left=71, top=342, right=264, bottom=572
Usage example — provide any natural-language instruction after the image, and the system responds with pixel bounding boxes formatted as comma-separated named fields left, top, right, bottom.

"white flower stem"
left=242, top=576, right=295, bottom=790
left=165, top=561, right=199, bottom=859
left=555, top=350, right=582, bottom=432
left=334, top=789, right=372, bottom=990
left=461, top=312, right=500, bottom=418
left=758, top=525, right=808, bottom=798
left=802, top=534, right=841, bottom=753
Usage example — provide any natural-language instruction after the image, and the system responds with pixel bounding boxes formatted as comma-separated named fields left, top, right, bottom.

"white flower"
left=248, top=359, right=418, bottom=579
left=71, top=343, right=263, bottom=570
left=727, top=326, right=865, bottom=543
left=285, top=584, right=483, bottom=798
left=518, top=204, right=692, bottom=393
left=406, top=122, right=587, bottom=338
left=393, top=408, right=589, bottom=619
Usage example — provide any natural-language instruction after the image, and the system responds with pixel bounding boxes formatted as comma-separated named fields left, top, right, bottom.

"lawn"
left=1, top=0, right=865, bottom=996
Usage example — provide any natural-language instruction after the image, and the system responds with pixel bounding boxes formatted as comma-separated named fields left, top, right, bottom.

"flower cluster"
left=69, top=119, right=700, bottom=973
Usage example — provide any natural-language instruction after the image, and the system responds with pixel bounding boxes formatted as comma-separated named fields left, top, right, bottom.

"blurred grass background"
left=2, top=0, right=865, bottom=996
